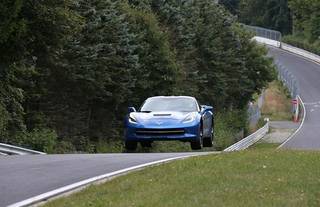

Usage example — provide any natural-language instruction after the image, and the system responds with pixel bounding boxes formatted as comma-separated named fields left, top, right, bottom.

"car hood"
left=131, top=111, right=199, bottom=127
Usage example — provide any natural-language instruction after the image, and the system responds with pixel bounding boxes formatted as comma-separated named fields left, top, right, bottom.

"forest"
left=0, top=0, right=276, bottom=153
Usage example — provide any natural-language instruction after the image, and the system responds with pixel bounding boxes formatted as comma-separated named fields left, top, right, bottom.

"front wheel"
left=203, top=127, right=214, bottom=147
left=190, top=127, right=203, bottom=150
left=125, top=141, right=137, bottom=151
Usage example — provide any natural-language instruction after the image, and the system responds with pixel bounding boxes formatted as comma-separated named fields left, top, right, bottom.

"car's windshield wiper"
left=140, top=110, right=152, bottom=113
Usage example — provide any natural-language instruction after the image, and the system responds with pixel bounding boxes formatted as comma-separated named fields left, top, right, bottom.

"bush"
left=0, top=102, right=9, bottom=140
left=12, top=128, right=57, bottom=153
left=54, top=141, right=76, bottom=154
left=95, top=139, right=124, bottom=153
left=214, top=110, right=248, bottom=151
left=71, top=136, right=96, bottom=153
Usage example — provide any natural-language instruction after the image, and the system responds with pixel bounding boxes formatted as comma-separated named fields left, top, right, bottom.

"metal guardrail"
left=224, top=122, right=269, bottom=152
left=0, top=152, right=8, bottom=156
left=0, top=143, right=46, bottom=155
left=282, top=43, right=320, bottom=64
left=243, top=25, right=282, bottom=42
left=275, top=60, right=299, bottom=99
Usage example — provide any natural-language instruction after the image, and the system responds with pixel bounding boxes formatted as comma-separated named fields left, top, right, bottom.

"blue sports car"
left=124, top=96, right=214, bottom=151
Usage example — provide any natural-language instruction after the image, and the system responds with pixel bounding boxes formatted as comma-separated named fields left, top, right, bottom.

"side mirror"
left=128, top=107, right=136, bottom=113
left=201, top=105, right=213, bottom=112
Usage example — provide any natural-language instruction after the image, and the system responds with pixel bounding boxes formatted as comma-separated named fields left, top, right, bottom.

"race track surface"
left=0, top=153, right=206, bottom=206
left=269, top=47, right=320, bottom=149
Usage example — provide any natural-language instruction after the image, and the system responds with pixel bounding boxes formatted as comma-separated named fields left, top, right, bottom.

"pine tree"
left=44, top=0, right=178, bottom=146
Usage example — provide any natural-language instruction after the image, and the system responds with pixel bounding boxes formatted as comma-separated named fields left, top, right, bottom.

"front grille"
left=136, top=128, right=185, bottom=136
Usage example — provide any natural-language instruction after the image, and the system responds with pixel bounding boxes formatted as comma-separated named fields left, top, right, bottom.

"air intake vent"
left=136, top=128, right=184, bottom=135
left=153, top=114, right=171, bottom=116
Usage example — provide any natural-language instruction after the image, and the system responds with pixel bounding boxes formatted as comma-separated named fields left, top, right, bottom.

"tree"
left=42, top=0, right=178, bottom=148
left=239, top=0, right=292, bottom=35
left=219, top=0, right=240, bottom=15
left=0, top=0, right=81, bottom=144
left=0, top=0, right=275, bottom=152
left=150, top=0, right=274, bottom=109
left=289, top=0, right=320, bottom=42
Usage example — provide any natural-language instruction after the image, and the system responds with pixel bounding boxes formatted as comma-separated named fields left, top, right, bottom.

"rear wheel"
left=190, top=127, right=203, bottom=150
left=125, top=141, right=137, bottom=151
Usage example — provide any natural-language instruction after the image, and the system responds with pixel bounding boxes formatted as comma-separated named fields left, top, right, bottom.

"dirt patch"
left=262, top=128, right=295, bottom=143
left=260, top=121, right=299, bottom=144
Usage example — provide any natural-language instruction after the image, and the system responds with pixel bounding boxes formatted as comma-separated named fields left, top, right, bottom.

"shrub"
left=54, top=141, right=76, bottom=154
left=214, top=110, right=248, bottom=150
left=12, top=128, right=57, bottom=153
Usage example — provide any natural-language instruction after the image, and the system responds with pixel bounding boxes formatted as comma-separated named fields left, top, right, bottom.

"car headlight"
left=183, top=114, right=196, bottom=123
left=129, top=113, right=138, bottom=124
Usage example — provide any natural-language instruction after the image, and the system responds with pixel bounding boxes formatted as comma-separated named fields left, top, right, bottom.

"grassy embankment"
left=44, top=145, right=320, bottom=207
left=249, top=80, right=292, bottom=133
left=261, top=81, right=292, bottom=121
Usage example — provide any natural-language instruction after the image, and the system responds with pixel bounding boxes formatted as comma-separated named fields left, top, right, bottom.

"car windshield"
left=140, top=97, right=198, bottom=112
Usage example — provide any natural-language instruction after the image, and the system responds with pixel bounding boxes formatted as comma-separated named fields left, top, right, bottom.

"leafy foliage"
left=275, top=0, right=320, bottom=56
left=0, top=0, right=81, bottom=148
left=149, top=0, right=275, bottom=109
left=12, top=128, right=58, bottom=153
left=42, top=0, right=179, bottom=150
left=288, top=0, right=320, bottom=43
left=238, top=0, right=292, bottom=35
left=219, top=0, right=240, bottom=15
left=0, top=0, right=274, bottom=153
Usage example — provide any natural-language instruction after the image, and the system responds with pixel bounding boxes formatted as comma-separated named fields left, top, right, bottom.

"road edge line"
left=8, top=152, right=218, bottom=207
left=277, top=95, right=306, bottom=149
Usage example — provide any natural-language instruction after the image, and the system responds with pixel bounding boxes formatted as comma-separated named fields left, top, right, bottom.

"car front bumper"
left=125, top=124, right=200, bottom=142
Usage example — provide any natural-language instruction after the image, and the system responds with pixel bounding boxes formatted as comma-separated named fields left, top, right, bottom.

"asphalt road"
left=0, top=152, right=208, bottom=206
left=269, top=47, right=320, bottom=149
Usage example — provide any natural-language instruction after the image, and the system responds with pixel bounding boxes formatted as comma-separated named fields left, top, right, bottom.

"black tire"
left=190, top=126, right=203, bottom=150
left=125, top=141, right=137, bottom=151
left=140, top=141, right=152, bottom=148
left=203, top=126, right=214, bottom=147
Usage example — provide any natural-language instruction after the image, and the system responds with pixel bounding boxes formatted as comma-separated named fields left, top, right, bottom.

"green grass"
left=251, top=143, right=279, bottom=150
left=44, top=149, right=320, bottom=207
